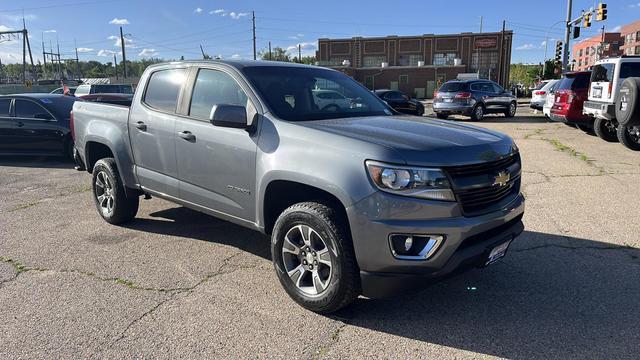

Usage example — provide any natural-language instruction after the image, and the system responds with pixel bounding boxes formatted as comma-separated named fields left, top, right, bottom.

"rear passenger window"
left=15, top=100, right=49, bottom=119
left=189, top=69, right=248, bottom=119
left=143, top=68, right=187, bottom=112
left=0, top=99, right=10, bottom=116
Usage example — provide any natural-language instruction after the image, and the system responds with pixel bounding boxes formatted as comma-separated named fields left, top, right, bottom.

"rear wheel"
left=92, top=158, right=139, bottom=224
left=617, top=125, right=640, bottom=151
left=504, top=102, right=517, bottom=118
left=470, top=104, right=484, bottom=121
left=271, top=202, right=360, bottom=314
left=593, top=118, right=618, bottom=142
left=436, top=113, right=448, bottom=120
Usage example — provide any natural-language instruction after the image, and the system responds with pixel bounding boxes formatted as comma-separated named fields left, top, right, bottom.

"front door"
left=0, top=98, right=14, bottom=153
left=175, top=67, right=258, bottom=222
left=129, top=67, right=188, bottom=197
left=12, top=98, right=64, bottom=154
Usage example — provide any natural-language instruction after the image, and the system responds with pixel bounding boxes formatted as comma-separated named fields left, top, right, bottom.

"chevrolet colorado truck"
left=71, top=60, right=525, bottom=313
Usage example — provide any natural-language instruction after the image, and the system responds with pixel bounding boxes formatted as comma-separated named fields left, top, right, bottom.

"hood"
left=297, top=116, right=515, bottom=166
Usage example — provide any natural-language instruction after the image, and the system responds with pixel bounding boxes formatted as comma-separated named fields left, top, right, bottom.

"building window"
left=636, top=31, right=640, bottom=41
left=636, top=46, right=640, bottom=55
left=434, top=52, right=457, bottom=66
left=471, top=51, right=498, bottom=70
left=579, top=49, right=583, bottom=56
left=362, top=55, right=386, bottom=67
left=398, top=54, right=423, bottom=66
left=399, top=75, right=409, bottom=84
left=578, top=60, right=582, bottom=67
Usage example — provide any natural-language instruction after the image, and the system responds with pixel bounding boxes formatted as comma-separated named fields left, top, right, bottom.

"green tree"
left=258, top=47, right=291, bottom=62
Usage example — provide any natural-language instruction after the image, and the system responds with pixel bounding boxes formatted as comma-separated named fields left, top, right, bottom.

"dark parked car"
left=78, top=93, right=133, bottom=107
left=0, top=94, right=79, bottom=158
left=433, top=80, right=517, bottom=121
left=73, top=84, right=134, bottom=97
left=549, top=71, right=592, bottom=131
left=374, top=89, right=424, bottom=115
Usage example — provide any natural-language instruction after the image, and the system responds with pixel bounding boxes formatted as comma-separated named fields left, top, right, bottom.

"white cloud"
left=0, top=25, right=12, bottom=32
left=286, top=42, right=317, bottom=52
left=195, top=7, right=203, bottom=13
left=97, top=49, right=117, bottom=57
left=138, top=48, right=158, bottom=57
left=229, top=12, right=249, bottom=20
left=212, top=9, right=225, bottom=14
left=108, top=35, right=135, bottom=48
left=629, top=2, right=640, bottom=8
left=516, top=43, right=536, bottom=50
left=43, top=29, right=57, bottom=33
left=77, top=47, right=94, bottom=53
left=611, top=25, right=622, bottom=32
left=230, top=54, right=241, bottom=59
left=288, top=33, right=305, bottom=40
left=109, top=18, right=129, bottom=25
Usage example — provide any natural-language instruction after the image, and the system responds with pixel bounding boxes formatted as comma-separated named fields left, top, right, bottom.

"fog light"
left=389, top=234, right=444, bottom=260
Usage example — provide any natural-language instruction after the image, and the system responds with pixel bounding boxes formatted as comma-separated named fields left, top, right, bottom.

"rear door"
left=0, top=98, right=14, bottom=152
left=129, top=67, right=188, bottom=197
left=384, top=91, right=410, bottom=112
left=174, top=66, right=258, bottom=222
left=12, top=98, right=64, bottom=154
left=491, top=83, right=510, bottom=109
left=478, top=82, right=500, bottom=110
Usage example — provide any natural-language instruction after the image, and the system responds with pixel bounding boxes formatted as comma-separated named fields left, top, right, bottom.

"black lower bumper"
left=359, top=218, right=524, bottom=298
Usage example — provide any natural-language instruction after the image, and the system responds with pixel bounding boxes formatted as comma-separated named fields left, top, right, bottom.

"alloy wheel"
left=628, top=126, right=640, bottom=144
left=281, top=224, right=333, bottom=296
left=95, top=171, right=115, bottom=216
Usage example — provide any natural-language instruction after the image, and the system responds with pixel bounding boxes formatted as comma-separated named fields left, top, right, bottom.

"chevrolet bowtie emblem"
left=493, top=171, right=510, bottom=187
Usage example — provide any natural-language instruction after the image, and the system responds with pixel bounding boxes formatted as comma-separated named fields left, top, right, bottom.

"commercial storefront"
left=316, top=31, right=513, bottom=99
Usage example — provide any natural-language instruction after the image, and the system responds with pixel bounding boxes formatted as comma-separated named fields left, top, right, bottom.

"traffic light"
left=583, top=12, right=592, bottom=28
left=555, top=41, right=563, bottom=63
left=573, top=26, right=581, bottom=39
left=596, top=3, right=608, bottom=21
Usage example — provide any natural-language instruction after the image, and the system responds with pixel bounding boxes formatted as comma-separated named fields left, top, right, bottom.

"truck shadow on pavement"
left=123, top=206, right=639, bottom=359
left=0, top=156, right=74, bottom=169
left=337, top=230, right=640, bottom=359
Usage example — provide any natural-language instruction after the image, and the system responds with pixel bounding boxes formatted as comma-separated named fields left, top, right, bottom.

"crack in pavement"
left=107, top=251, right=245, bottom=348
left=311, top=321, right=348, bottom=359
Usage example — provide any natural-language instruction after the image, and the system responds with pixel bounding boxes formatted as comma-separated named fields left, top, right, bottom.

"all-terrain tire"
left=91, top=158, right=139, bottom=224
left=593, top=117, right=618, bottom=142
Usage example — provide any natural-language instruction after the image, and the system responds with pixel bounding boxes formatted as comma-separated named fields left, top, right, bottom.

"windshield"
left=93, top=84, right=133, bottom=94
left=242, top=66, right=390, bottom=121
left=439, top=82, right=468, bottom=92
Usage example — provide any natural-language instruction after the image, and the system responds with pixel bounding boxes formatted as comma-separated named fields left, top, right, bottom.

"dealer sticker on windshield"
left=485, top=239, right=512, bottom=266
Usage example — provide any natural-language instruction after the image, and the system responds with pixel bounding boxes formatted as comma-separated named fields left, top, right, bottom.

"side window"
left=470, top=83, right=481, bottom=91
left=74, top=85, right=90, bottom=96
left=0, top=99, right=11, bottom=116
left=386, top=92, right=404, bottom=101
left=143, top=68, right=187, bottom=112
left=189, top=68, right=248, bottom=119
left=15, top=99, right=51, bottom=119
left=492, top=84, right=504, bottom=94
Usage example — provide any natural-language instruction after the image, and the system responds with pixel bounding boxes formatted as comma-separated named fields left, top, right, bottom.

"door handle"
left=178, top=130, right=196, bottom=141
left=135, top=121, right=147, bottom=131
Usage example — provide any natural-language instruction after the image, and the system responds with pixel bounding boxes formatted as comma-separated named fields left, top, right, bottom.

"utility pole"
left=598, top=25, right=605, bottom=61
left=42, top=40, right=47, bottom=79
left=252, top=11, right=257, bottom=60
left=113, top=54, right=118, bottom=81
left=298, top=44, right=302, bottom=63
left=477, top=16, right=483, bottom=78
left=562, top=0, right=572, bottom=72
left=268, top=41, right=272, bottom=60
left=56, top=37, right=61, bottom=79
left=22, top=25, right=26, bottom=83
left=498, top=20, right=505, bottom=86
left=75, top=39, right=80, bottom=79
left=120, top=26, right=127, bottom=80
left=200, top=44, right=207, bottom=59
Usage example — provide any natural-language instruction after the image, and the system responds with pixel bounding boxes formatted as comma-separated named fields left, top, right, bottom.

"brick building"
left=620, top=20, right=640, bottom=56
left=316, top=31, right=513, bottom=99
left=572, top=32, right=623, bottom=71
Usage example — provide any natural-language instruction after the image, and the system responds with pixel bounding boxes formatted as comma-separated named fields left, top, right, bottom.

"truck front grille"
left=444, top=153, right=521, bottom=216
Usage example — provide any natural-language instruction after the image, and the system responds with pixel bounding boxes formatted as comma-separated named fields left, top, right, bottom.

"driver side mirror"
left=209, top=105, right=247, bottom=129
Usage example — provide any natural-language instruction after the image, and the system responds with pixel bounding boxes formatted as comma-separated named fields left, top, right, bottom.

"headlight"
left=366, top=160, right=455, bottom=201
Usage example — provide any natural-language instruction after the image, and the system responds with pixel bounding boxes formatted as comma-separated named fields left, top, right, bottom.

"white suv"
left=583, top=56, right=640, bottom=141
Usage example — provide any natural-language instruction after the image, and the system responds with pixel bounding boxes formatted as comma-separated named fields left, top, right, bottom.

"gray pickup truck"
left=72, top=60, right=525, bottom=313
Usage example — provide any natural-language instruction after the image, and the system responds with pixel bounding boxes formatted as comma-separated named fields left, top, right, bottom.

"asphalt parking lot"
left=1, top=104, right=639, bottom=359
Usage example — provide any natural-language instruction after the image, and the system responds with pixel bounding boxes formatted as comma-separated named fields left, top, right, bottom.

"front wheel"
left=271, top=202, right=360, bottom=314
left=504, top=102, right=517, bottom=118
left=92, top=158, right=139, bottom=224
left=593, top=118, right=618, bottom=142
left=617, top=125, right=640, bottom=151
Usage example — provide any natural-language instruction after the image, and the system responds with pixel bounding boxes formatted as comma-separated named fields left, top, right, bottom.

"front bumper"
left=583, top=100, right=615, bottom=120
left=346, top=191, right=525, bottom=298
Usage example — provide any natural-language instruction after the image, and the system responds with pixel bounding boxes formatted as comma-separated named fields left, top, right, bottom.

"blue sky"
left=0, top=0, right=637, bottom=65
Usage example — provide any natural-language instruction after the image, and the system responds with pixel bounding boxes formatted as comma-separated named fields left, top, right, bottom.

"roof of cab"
left=146, top=59, right=326, bottom=71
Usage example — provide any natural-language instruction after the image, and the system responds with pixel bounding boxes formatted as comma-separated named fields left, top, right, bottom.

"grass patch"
left=0, top=257, right=27, bottom=273
left=523, top=128, right=544, bottom=139
left=8, top=201, right=41, bottom=212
